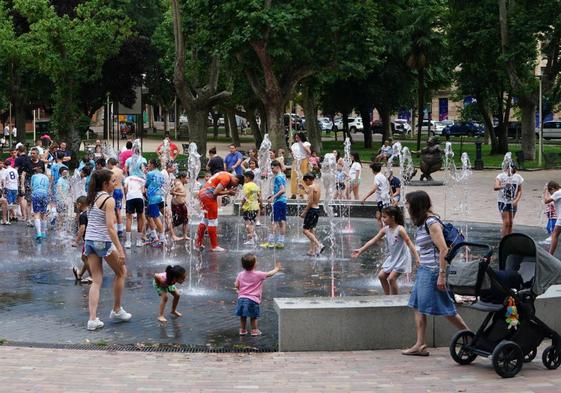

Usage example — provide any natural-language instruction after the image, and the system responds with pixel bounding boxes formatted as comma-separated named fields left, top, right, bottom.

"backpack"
left=424, top=216, right=465, bottom=258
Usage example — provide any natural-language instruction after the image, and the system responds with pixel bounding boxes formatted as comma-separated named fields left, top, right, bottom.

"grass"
left=321, top=139, right=560, bottom=169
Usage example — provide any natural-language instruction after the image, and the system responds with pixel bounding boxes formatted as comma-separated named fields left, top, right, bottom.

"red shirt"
left=6, top=157, right=16, bottom=167
left=119, top=149, right=133, bottom=169
left=157, top=142, right=179, bottom=160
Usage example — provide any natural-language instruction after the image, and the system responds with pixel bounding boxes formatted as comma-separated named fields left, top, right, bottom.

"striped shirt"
left=415, top=216, right=440, bottom=268
left=85, top=192, right=112, bottom=242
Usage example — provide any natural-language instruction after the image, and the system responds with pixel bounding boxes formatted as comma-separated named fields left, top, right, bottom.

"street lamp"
left=537, top=66, right=545, bottom=167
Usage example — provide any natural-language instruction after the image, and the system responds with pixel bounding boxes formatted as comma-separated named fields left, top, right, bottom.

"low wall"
left=233, top=200, right=383, bottom=219
left=274, top=285, right=561, bottom=351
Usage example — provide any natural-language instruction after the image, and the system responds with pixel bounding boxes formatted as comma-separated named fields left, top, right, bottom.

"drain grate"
left=2, top=341, right=277, bottom=353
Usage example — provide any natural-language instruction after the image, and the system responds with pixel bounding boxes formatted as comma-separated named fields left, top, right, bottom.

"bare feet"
left=183, top=235, right=190, bottom=240
left=171, top=310, right=182, bottom=317
left=172, top=235, right=182, bottom=242
left=157, top=316, right=167, bottom=323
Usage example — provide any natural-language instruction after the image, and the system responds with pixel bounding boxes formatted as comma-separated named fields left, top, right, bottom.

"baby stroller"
left=446, top=233, right=561, bottom=378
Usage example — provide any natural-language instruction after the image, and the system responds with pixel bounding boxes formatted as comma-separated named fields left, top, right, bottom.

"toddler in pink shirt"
left=235, top=253, right=281, bottom=336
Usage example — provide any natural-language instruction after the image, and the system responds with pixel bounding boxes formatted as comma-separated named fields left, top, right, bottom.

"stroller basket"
left=445, top=242, right=493, bottom=297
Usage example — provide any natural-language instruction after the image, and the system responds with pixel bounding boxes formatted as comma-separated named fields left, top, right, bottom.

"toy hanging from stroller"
left=446, top=233, right=561, bottom=378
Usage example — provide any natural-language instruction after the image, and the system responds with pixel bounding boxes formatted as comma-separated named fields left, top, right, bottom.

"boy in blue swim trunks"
left=261, top=160, right=286, bottom=249
left=30, top=166, right=50, bottom=239
left=146, top=159, right=165, bottom=243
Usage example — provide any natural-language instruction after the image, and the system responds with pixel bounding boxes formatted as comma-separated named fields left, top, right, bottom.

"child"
left=299, top=172, right=324, bottom=256
left=72, top=196, right=91, bottom=284
left=346, top=152, right=361, bottom=200
left=351, top=206, right=419, bottom=295
left=335, top=162, right=347, bottom=200
left=235, top=253, right=281, bottom=336
left=3, top=159, right=19, bottom=221
left=145, top=158, right=165, bottom=244
left=262, top=160, right=287, bottom=249
left=545, top=201, right=557, bottom=243
left=30, top=166, right=50, bottom=239
left=241, top=170, right=261, bottom=245
left=308, top=149, right=321, bottom=176
left=154, top=265, right=186, bottom=322
left=543, top=181, right=561, bottom=254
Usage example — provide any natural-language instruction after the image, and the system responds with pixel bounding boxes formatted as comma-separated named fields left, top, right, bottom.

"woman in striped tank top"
left=84, top=169, right=131, bottom=331
left=402, top=191, right=468, bottom=356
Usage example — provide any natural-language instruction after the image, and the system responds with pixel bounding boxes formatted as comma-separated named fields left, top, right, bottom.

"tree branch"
left=236, top=52, right=266, bottom=102
left=207, top=90, right=232, bottom=106
left=282, top=65, right=315, bottom=104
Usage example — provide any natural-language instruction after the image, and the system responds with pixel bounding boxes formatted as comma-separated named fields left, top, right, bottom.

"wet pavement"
left=0, top=216, right=548, bottom=349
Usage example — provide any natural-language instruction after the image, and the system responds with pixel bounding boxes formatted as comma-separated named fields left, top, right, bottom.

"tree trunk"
left=227, top=109, right=240, bottom=147
left=379, top=106, right=392, bottom=142
left=212, top=112, right=220, bottom=140
left=416, top=70, right=425, bottom=151
left=342, top=112, right=352, bottom=144
left=224, top=114, right=230, bottom=138
left=162, top=108, right=169, bottom=133
left=248, top=108, right=263, bottom=147
left=103, top=102, right=109, bottom=139
left=359, top=105, right=372, bottom=149
left=519, top=98, right=536, bottom=160
left=476, top=98, right=498, bottom=153
left=411, top=106, right=417, bottom=138
left=186, top=109, right=208, bottom=159
left=14, top=101, right=26, bottom=144
left=301, top=83, right=321, bottom=153
left=265, top=102, right=286, bottom=151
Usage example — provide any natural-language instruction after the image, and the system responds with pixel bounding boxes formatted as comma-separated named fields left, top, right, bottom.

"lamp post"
left=537, top=68, right=544, bottom=167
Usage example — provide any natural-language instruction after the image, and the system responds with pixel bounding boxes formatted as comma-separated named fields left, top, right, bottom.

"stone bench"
left=274, top=285, right=561, bottom=351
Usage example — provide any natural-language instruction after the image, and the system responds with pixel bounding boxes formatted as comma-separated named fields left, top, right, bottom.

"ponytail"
left=86, top=169, right=113, bottom=207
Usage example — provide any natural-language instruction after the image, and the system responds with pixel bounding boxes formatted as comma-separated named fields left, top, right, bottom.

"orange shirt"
left=200, top=171, right=232, bottom=197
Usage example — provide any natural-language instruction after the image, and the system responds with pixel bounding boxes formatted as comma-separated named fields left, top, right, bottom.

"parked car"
left=317, top=117, right=333, bottom=132
left=420, top=120, right=445, bottom=135
left=393, top=119, right=412, bottom=135
left=543, top=121, right=561, bottom=139
left=179, top=114, right=188, bottom=125
left=493, top=121, right=521, bottom=139
left=348, top=117, right=363, bottom=133
left=442, top=121, right=485, bottom=137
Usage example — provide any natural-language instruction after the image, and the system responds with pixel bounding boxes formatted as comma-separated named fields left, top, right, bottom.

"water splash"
left=443, top=141, right=457, bottom=183
left=321, top=153, right=338, bottom=298
left=187, top=143, right=202, bottom=223
left=128, top=139, right=145, bottom=179
left=160, top=138, right=171, bottom=168
left=258, top=134, right=272, bottom=198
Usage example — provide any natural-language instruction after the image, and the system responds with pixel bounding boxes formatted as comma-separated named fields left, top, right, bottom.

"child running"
left=262, top=160, right=287, bottom=249
left=153, top=265, right=186, bottom=322
left=145, top=159, right=166, bottom=244
left=30, top=166, right=50, bottom=239
left=299, top=172, right=324, bottom=256
left=235, top=253, right=281, bottom=336
left=241, top=170, right=261, bottom=245
left=72, top=196, right=91, bottom=284
left=351, top=206, right=419, bottom=295
left=2, top=159, right=18, bottom=222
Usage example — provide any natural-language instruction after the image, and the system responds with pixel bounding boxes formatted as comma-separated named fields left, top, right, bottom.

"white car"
left=179, top=114, right=188, bottom=125
left=543, top=121, right=561, bottom=139
left=348, top=117, right=364, bottom=133
left=421, top=120, right=445, bottom=135
left=317, top=117, right=333, bottom=132
left=393, top=119, right=412, bottom=135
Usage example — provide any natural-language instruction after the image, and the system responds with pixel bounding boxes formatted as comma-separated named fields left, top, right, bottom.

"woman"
left=84, top=169, right=130, bottom=331
left=402, top=190, right=468, bottom=356
left=346, top=152, right=361, bottom=200
left=241, top=148, right=258, bottom=170
left=289, top=132, right=311, bottom=199
left=93, top=144, right=104, bottom=160
left=494, top=164, right=523, bottom=237
left=206, top=146, right=224, bottom=176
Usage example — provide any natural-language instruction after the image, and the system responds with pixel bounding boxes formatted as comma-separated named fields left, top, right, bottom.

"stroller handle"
left=445, top=242, right=493, bottom=263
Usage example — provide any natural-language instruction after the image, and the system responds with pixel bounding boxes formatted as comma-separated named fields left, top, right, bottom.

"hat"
left=41, top=134, right=51, bottom=140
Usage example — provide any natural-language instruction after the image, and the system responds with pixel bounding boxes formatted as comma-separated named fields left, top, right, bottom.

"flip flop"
left=401, top=349, right=430, bottom=357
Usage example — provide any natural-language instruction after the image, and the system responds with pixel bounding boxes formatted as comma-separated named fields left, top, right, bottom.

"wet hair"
left=177, top=172, right=187, bottom=179
left=271, top=160, right=281, bottom=168
left=86, top=169, right=113, bottom=207
left=382, top=206, right=405, bottom=226
left=4, top=159, right=10, bottom=166
left=547, top=181, right=560, bottom=191
left=76, top=196, right=87, bottom=207
left=34, top=165, right=44, bottom=173
left=241, top=253, right=257, bottom=270
left=235, top=174, right=245, bottom=185
left=405, top=191, right=433, bottom=227
left=165, top=265, right=186, bottom=285
left=81, top=165, right=92, bottom=177
left=351, top=152, right=360, bottom=163
left=370, top=162, right=382, bottom=173
left=248, top=158, right=258, bottom=167
left=149, top=158, right=159, bottom=169
left=126, top=141, right=133, bottom=149
left=303, top=172, right=316, bottom=181
left=108, top=158, right=118, bottom=166
left=209, top=147, right=217, bottom=155
left=58, top=166, right=68, bottom=175
left=295, top=131, right=307, bottom=142
left=96, top=158, right=106, bottom=168
left=56, top=151, right=66, bottom=160
left=244, top=170, right=255, bottom=180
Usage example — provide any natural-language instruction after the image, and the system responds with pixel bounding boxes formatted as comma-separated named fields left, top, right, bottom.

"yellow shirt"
left=242, top=182, right=260, bottom=211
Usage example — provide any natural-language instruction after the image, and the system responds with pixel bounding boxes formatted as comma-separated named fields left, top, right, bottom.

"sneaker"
left=124, top=240, right=132, bottom=249
left=255, top=220, right=262, bottom=227
left=81, top=277, right=93, bottom=284
left=260, top=242, right=270, bottom=248
left=239, top=329, right=248, bottom=336
left=243, top=240, right=255, bottom=246
left=109, top=307, right=132, bottom=322
left=135, top=239, right=144, bottom=247
left=87, top=318, right=104, bottom=331
left=250, top=329, right=262, bottom=336
left=4, top=221, right=10, bottom=225
left=274, top=243, right=285, bottom=249
left=35, top=233, right=42, bottom=240
left=211, top=246, right=226, bottom=252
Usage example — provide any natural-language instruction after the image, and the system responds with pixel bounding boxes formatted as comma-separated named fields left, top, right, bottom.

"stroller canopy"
left=499, top=233, right=561, bottom=295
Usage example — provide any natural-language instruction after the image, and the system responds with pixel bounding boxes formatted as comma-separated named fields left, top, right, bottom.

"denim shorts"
left=84, top=240, right=115, bottom=258
left=408, top=265, right=457, bottom=316
left=272, top=201, right=287, bottom=222
left=498, top=202, right=517, bottom=214
left=235, top=297, right=260, bottom=318
left=6, top=189, right=17, bottom=204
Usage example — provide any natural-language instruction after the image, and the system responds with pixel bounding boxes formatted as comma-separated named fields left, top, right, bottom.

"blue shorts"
left=84, top=240, right=115, bottom=258
left=272, top=200, right=287, bottom=222
left=547, top=218, right=556, bottom=234
left=113, top=189, right=124, bottom=209
left=408, top=265, right=456, bottom=316
left=6, top=189, right=17, bottom=204
left=147, top=203, right=161, bottom=218
left=32, top=196, right=49, bottom=214
left=498, top=202, right=517, bottom=214
left=235, top=297, right=260, bottom=318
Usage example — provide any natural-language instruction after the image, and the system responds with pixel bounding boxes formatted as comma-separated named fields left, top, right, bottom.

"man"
left=300, top=172, right=324, bottom=256
left=261, top=160, right=287, bottom=248
left=3, top=124, right=9, bottom=138
left=14, top=146, right=33, bottom=225
left=196, top=171, right=243, bottom=252
left=361, top=162, right=391, bottom=227
left=171, top=172, right=189, bottom=240
left=107, top=158, right=125, bottom=236
left=156, top=133, right=179, bottom=162
left=58, top=142, right=72, bottom=163
left=224, top=144, right=243, bottom=176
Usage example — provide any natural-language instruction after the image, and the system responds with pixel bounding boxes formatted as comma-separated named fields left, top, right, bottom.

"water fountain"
left=340, top=137, right=353, bottom=233
left=187, top=142, right=202, bottom=224
left=320, top=153, right=337, bottom=297
left=257, top=135, right=273, bottom=247
left=128, top=139, right=146, bottom=179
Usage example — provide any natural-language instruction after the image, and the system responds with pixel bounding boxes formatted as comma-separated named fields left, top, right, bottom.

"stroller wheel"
left=450, top=330, right=477, bottom=365
left=523, top=347, right=537, bottom=363
left=542, top=345, right=561, bottom=370
left=492, top=340, right=523, bottom=378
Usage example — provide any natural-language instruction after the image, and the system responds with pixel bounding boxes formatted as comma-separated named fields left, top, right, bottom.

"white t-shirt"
left=35, top=146, right=44, bottom=156
left=3, top=126, right=9, bottom=136
left=374, top=172, right=391, bottom=204
left=496, top=172, right=524, bottom=204
left=349, top=162, right=361, bottom=181
left=551, top=190, right=561, bottom=220
left=11, top=127, right=17, bottom=137
left=124, top=176, right=146, bottom=200
left=290, top=141, right=311, bottom=161
left=3, top=166, right=19, bottom=190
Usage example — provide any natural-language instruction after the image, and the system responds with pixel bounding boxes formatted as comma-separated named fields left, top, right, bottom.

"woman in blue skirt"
left=402, top=191, right=468, bottom=356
